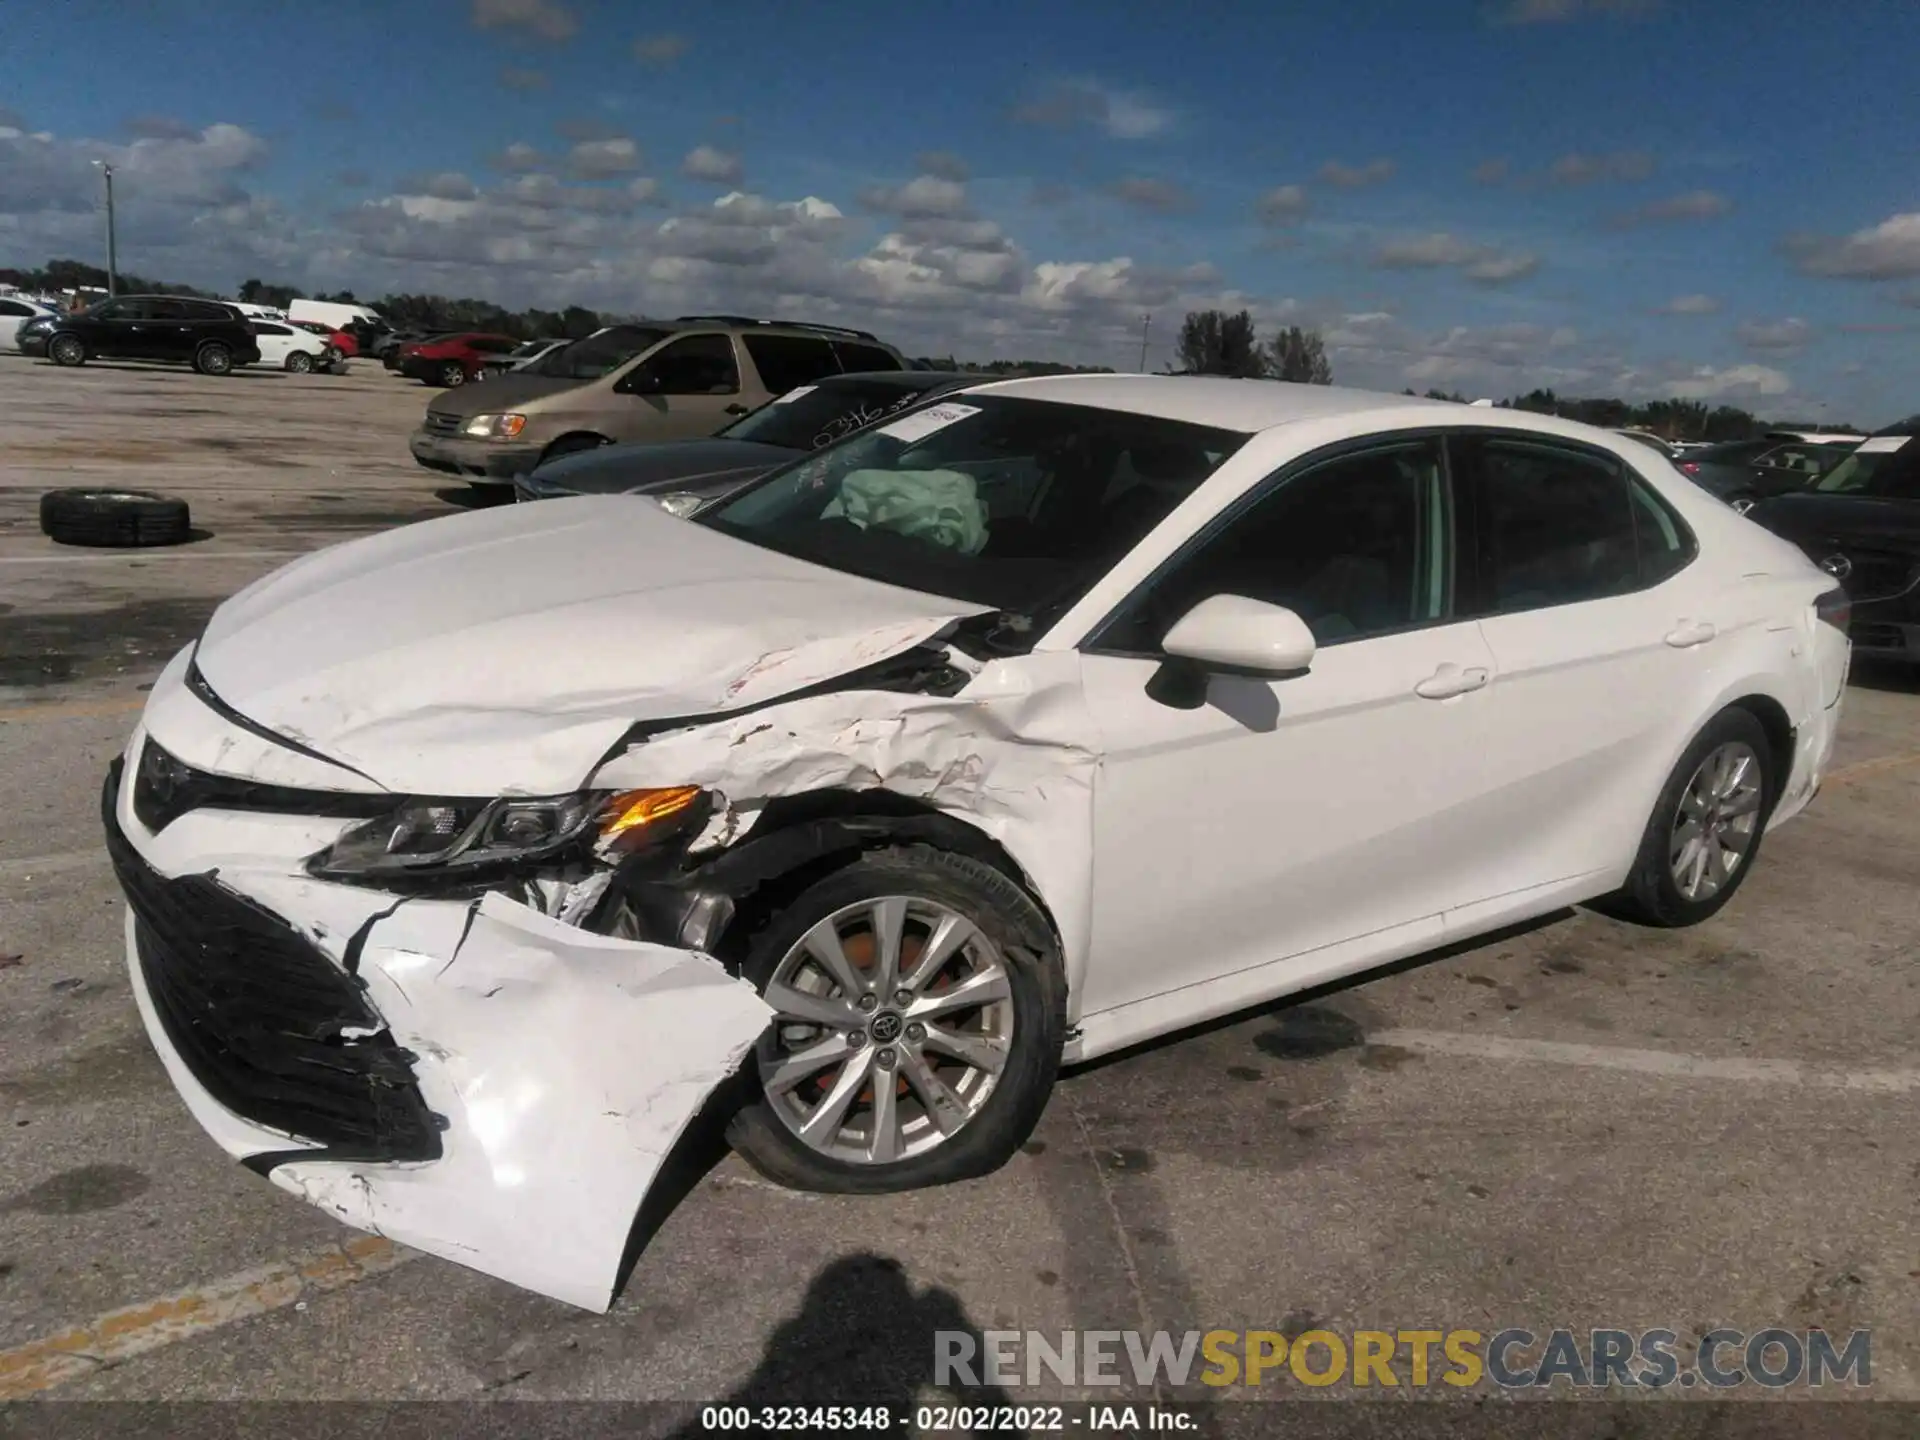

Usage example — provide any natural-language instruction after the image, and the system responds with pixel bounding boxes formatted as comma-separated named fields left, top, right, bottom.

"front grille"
left=424, top=411, right=463, bottom=436
left=105, top=762, right=442, bottom=1161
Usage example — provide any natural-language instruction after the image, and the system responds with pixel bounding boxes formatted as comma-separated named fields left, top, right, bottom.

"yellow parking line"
left=1825, top=748, right=1920, bottom=786
left=0, top=697, right=146, bottom=723
left=0, top=1235, right=419, bottom=1398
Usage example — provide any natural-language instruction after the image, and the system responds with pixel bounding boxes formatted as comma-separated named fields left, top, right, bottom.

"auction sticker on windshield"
left=877, top=402, right=981, bottom=444
left=772, top=386, right=816, bottom=404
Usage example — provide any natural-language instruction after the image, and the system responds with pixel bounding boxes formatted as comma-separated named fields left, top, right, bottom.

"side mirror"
left=1162, top=594, right=1317, bottom=674
left=1147, top=595, right=1315, bottom=709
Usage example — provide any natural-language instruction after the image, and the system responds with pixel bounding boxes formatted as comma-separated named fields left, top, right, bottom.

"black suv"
left=19, top=295, right=263, bottom=375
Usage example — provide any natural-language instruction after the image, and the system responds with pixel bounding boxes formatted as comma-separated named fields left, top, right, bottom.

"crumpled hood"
left=527, top=438, right=799, bottom=497
left=192, top=496, right=987, bottom=795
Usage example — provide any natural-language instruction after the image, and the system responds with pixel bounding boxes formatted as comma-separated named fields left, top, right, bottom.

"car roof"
left=960, top=374, right=1474, bottom=435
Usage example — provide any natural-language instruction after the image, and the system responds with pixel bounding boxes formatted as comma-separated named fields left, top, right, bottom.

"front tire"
left=725, top=845, right=1065, bottom=1194
left=1603, top=707, right=1777, bottom=927
left=49, top=335, right=86, bottom=367
left=438, top=362, right=466, bottom=387
left=193, top=342, right=234, bottom=376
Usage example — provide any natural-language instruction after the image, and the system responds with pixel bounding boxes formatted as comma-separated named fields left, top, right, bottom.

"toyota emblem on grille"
left=1819, top=554, right=1853, bottom=581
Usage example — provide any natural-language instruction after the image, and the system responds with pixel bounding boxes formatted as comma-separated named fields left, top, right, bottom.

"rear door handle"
left=1415, top=663, right=1490, bottom=700
left=1665, top=621, right=1717, bottom=648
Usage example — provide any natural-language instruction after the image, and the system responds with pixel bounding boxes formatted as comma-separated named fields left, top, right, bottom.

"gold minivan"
left=408, top=317, right=908, bottom=487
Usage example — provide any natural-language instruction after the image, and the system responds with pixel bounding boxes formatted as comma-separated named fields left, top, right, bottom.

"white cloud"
left=1108, top=177, right=1191, bottom=213
left=491, top=142, right=544, bottom=172
left=470, top=0, right=577, bottom=42
left=632, top=32, right=689, bottom=65
left=915, top=151, right=970, bottom=182
left=1665, top=363, right=1792, bottom=400
left=1010, top=77, right=1174, bottom=139
left=1373, top=232, right=1539, bottom=284
left=682, top=145, right=743, bottom=184
left=1254, top=185, right=1309, bottom=224
left=1613, top=189, right=1731, bottom=226
left=1656, top=293, right=1720, bottom=315
left=566, top=137, right=641, bottom=179
left=1785, top=211, right=1920, bottom=280
left=1735, top=317, right=1812, bottom=354
left=1319, top=158, right=1395, bottom=189
left=860, top=174, right=970, bottom=219
left=1546, top=150, right=1654, bottom=184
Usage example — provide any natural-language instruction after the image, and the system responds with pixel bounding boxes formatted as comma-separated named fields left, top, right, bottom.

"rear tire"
left=438, top=362, right=466, bottom=387
left=1601, top=707, right=1778, bottom=927
left=49, top=334, right=86, bottom=367
left=285, top=350, right=315, bottom=374
left=724, top=844, right=1065, bottom=1194
left=193, top=342, right=234, bottom=376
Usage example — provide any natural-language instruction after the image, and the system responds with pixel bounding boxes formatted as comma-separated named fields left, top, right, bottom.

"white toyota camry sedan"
left=105, top=376, right=1850, bottom=1310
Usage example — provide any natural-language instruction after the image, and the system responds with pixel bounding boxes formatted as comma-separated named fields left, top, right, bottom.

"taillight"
left=1680, top=462, right=1699, bottom=474
left=1815, top=586, right=1850, bottom=634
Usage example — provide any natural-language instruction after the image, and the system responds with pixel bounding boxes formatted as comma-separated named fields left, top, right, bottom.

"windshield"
left=717, top=380, right=952, bottom=451
left=700, top=394, right=1248, bottom=621
left=1813, top=440, right=1917, bottom=497
left=527, top=325, right=669, bottom=381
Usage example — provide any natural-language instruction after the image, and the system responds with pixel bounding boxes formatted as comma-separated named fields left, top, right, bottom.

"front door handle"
left=725, top=403, right=750, bottom=415
left=1415, top=663, right=1490, bottom=700
left=1665, top=620, right=1717, bottom=648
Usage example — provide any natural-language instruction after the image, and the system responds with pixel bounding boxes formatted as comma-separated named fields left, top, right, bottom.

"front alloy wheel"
left=759, top=896, right=1015, bottom=1166
left=726, top=845, right=1064, bottom=1193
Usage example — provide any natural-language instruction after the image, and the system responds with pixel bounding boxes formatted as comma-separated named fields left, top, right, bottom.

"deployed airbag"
left=823, top=468, right=989, bottom=555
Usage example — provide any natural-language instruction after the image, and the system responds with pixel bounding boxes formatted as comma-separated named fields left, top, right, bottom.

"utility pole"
left=92, top=161, right=118, bottom=296
left=1138, top=313, right=1151, bottom=372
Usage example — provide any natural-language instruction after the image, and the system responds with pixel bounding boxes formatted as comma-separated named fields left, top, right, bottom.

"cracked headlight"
left=463, top=413, right=526, bottom=440
left=307, top=786, right=706, bottom=881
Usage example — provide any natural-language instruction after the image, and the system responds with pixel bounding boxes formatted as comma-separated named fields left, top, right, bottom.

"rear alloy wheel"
left=194, top=342, right=234, bottom=376
left=726, top=845, right=1065, bottom=1193
left=1603, top=708, right=1776, bottom=927
left=438, top=362, right=467, bottom=387
left=49, top=334, right=86, bottom=367
left=285, top=350, right=315, bottom=374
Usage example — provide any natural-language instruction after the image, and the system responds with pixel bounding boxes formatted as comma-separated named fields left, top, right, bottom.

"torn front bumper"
left=104, top=750, right=771, bottom=1312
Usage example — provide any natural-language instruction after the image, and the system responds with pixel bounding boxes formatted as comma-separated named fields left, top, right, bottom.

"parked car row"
left=409, top=316, right=911, bottom=484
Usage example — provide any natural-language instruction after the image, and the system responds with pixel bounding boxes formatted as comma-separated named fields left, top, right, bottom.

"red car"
left=290, top=319, right=357, bottom=357
left=394, top=332, right=519, bottom=387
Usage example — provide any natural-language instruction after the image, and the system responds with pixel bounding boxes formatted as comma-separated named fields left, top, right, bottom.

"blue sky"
left=4, top=0, right=1919, bottom=421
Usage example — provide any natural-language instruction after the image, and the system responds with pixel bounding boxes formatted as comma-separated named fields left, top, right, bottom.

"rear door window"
left=742, top=334, right=841, bottom=393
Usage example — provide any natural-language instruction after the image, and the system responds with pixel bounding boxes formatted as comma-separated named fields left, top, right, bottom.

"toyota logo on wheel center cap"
left=869, top=1011, right=904, bottom=1043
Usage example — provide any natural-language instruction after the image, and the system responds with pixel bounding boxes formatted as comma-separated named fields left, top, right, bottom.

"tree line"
left=1171, top=308, right=1860, bottom=441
